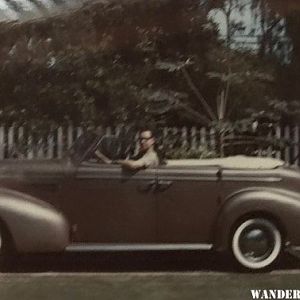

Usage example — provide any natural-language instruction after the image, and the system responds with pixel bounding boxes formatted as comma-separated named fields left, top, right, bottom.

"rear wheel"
left=231, top=218, right=282, bottom=271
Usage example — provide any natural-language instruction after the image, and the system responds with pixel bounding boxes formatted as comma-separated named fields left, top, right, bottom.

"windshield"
left=69, top=132, right=133, bottom=164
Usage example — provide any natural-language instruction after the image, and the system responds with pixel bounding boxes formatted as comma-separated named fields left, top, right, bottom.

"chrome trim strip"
left=75, top=176, right=280, bottom=182
left=66, top=243, right=213, bottom=252
left=77, top=176, right=218, bottom=181
left=288, top=246, right=300, bottom=251
left=77, top=175, right=154, bottom=180
left=155, top=176, right=217, bottom=181
left=222, top=177, right=282, bottom=182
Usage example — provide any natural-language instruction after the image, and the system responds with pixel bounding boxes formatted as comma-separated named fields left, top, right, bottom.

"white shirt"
left=135, top=148, right=159, bottom=168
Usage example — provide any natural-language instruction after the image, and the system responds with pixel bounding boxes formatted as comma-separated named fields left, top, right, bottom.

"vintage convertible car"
left=0, top=134, right=300, bottom=271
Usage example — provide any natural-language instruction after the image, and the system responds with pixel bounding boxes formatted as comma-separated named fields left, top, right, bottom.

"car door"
left=156, top=165, right=221, bottom=244
left=60, top=162, right=157, bottom=244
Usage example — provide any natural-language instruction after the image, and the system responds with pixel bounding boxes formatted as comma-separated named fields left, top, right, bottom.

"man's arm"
left=118, top=151, right=158, bottom=170
left=117, top=159, right=146, bottom=170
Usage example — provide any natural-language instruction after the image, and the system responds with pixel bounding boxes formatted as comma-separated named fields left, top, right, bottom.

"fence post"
left=47, top=128, right=54, bottom=159
left=172, top=127, right=179, bottom=150
left=181, top=127, right=188, bottom=149
left=17, top=126, right=24, bottom=159
left=8, top=126, right=15, bottom=157
left=200, top=127, right=206, bottom=148
left=190, top=127, right=197, bottom=150
left=209, top=127, right=216, bottom=151
left=284, top=126, right=290, bottom=164
left=95, top=126, right=103, bottom=136
left=275, top=126, right=281, bottom=160
left=293, top=125, right=299, bottom=166
left=76, top=127, right=83, bottom=138
left=115, top=125, right=122, bottom=137
left=105, top=126, right=112, bottom=136
left=67, top=124, right=73, bottom=150
left=57, top=127, right=63, bottom=159
left=161, top=127, right=169, bottom=155
left=27, top=129, right=34, bottom=159
left=0, top=126, right=4, bottom=159
left=37, top=134, right=45, bottom=159
left=133, top=130, right=140, bottom=156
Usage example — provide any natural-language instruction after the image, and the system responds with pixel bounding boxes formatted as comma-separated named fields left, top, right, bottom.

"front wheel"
left=231, top=218, right=282, bottom=271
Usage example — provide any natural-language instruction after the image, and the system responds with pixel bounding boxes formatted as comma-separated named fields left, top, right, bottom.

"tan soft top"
left=166, top=155, right=285, bottom=169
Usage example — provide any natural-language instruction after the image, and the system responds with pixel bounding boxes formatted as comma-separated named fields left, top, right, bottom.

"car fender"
left=0, top=188, right=70, bottom=253
left=214, top=188, right=300, bottom=251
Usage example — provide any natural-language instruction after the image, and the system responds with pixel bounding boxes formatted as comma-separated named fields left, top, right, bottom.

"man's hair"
left=139, top=128, right=155, bottom=138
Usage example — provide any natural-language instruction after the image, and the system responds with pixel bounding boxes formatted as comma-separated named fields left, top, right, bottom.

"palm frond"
left=4, top=0, right=24, bottom=13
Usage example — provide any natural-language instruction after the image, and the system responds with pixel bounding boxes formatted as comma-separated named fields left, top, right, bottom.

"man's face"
left=139, top=130, right=155, bottom=152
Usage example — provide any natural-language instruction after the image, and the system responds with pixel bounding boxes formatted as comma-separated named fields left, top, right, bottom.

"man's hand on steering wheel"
left=95, top=149, right=112, bottom=164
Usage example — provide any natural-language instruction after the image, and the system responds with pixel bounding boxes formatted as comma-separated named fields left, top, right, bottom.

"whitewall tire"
left=231, top=218, right=282, bottom=270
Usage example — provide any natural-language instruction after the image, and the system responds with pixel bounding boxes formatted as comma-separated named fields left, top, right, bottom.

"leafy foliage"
left=0, top=0, right=299, bottom=158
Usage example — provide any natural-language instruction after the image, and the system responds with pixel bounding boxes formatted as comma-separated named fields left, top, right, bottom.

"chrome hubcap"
left=239, top=225, right=275, bottom=262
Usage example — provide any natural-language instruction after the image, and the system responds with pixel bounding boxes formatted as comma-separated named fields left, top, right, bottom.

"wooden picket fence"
left=0, top=124, right=299, bottom=166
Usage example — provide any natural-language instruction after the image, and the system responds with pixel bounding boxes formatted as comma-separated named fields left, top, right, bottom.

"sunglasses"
left=139, top=136, right=153, bottom=141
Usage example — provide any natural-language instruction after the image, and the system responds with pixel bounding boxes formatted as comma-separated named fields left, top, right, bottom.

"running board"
left=66, top=243, right=213, bottom=252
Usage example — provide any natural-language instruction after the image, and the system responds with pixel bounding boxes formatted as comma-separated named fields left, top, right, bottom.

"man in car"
left=117, top=130, right=159, bottom=170
left=95, top=129, right=159, bottom=169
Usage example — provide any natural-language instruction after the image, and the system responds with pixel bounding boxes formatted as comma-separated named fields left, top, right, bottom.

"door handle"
left=137, top=180, right=157, bottom=193
left=155, top=180, right=173, bottom=192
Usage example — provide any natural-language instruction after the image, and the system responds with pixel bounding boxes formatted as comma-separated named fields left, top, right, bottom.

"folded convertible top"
left=166, top=155, right=285, bottom=169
